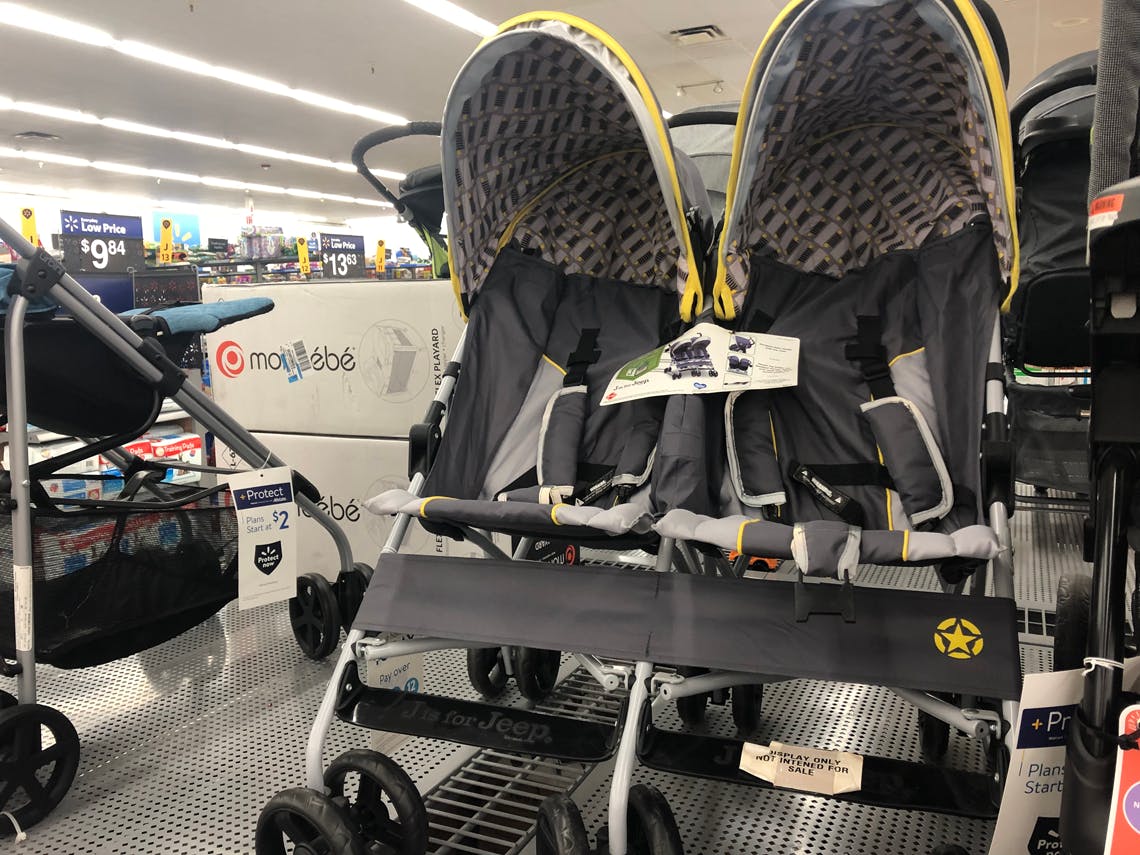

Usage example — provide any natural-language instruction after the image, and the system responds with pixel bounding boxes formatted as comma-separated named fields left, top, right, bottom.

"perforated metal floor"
left=8, top=501, right=1105, bottom=854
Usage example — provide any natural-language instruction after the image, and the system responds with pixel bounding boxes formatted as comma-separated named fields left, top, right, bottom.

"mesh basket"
left=0, top=492, right=238, bottom=668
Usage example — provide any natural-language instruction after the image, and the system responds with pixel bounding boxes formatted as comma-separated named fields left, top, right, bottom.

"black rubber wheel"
left=1054, top=573, right=1093, bottom=672
left=324, top=749, right=428, bottom=855
left=535, top=793, right=591, bottom=855
left=918, top=710, right=951, bottom=763
left=626, top=783, right=684, bottom=854
left=987, top=740, right=1010, bottom=808
left=515, top=647, right=560, bottom=703
left=730, top=684, right=763, bottom=737
left=337, top=563, right=374, bottom=633
left=675, top=667, right=709, bottom=729
left=255, top=787, right=367, bottom=855
left=467, top=647, right=510, bottom=699
left=0, top=691, right=15, bottom=711
left=0, top=703, right=80, bottom=833
left=290, top=573, right=341, bottom=661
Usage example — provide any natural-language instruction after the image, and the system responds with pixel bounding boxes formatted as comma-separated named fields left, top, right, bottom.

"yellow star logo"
left=933, top=617, right=985, bottom=659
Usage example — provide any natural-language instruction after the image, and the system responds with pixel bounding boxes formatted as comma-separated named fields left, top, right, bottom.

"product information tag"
left=229, top=467, right=298, bottom=610
left=600, top=322, right=799, bottom=406
left=739, top=740, right=863, bottom=795
left=990, top=657, right=1140, bottom=855
left=1104, top=703, right=1140, bottom=855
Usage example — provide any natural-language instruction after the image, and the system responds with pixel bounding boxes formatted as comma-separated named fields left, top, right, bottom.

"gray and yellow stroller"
left=0, top=238, right=358, bottom=833
left=259, top=12, right=716, bottom=855
left=536, top=1, right=1023, bottom=852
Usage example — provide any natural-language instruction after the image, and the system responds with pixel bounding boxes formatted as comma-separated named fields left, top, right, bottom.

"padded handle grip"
left=350, top=122, right=443, bottom=208
left=292, top=470, right=322, bottom=504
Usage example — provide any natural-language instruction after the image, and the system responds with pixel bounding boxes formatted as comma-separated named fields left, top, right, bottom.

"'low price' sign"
left=60, top=210, right=145, bottom=274
left=319, top=233, right=365, bottom=279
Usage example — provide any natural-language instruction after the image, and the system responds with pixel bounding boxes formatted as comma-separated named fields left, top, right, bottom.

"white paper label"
left=229, top=466, right=298, bottom=610
left=989, top=656, right=1140, bottom=855
left=739, top=740, right=863, bottom=795
left=600, top=322, right=799, bottom=406
left=12, top=564, right=33, bottom=652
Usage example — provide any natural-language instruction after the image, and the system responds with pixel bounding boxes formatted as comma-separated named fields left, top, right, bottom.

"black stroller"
left=665, top=335, right=717, bottom=380
left=1006, top=51, right=1097, bottom=507
left=0, top=230, right=358, bottom=833
left=351, top=123, right=448, bottom=279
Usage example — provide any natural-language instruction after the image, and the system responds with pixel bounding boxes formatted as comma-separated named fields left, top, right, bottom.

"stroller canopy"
left=441, top=13, right=706, bottom=319
left=711, top=0, right=1018, bottom=319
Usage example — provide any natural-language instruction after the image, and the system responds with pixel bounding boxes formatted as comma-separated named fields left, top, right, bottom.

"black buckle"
left=794, top=570, right=857, bottom=623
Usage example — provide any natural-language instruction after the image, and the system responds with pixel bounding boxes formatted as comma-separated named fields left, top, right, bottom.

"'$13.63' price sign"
left=322, top=251, right=360, bottom=278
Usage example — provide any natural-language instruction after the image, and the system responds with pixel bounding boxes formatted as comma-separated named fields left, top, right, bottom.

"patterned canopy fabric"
left=442, top=16, right=696, bottom=313
left=718, top=0, right=1016, bottom=317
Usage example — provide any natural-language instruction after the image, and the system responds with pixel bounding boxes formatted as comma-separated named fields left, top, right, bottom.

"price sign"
left=296, top=236, right=311, bottom=276
left=207, top=237, right=229, bottom=253
left=319, top=233, right=365, bottom=279
left=60, top=210, right=145, bottom=274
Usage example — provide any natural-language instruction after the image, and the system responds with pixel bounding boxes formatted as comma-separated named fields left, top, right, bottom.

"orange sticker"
left=1091, top=194, right=1125, bottom=216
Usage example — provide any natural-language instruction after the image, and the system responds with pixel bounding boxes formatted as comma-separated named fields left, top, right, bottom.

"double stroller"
left=266, top=3, right=1025, bottom=854
left=0, top=229, right=361, bottom=831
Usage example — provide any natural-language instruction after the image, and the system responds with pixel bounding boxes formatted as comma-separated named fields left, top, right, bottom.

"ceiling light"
left=0, top=3, right=407, bottom=125
left=1052, top=17, right=1089, bottom=28
left=0, top=95, right=405, bottom=180
left=13, top=130, right=61, bottom=142
left=713, top=82, right=725, bottom=94
left=676, top=87, right=685, bottom=98
left=0, top=148, right=391, bottom=208
left=398, top=0, right=496, bottom=37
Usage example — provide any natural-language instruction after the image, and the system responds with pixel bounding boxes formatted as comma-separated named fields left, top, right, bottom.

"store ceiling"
left=0, top=0, right=1103, bottom=224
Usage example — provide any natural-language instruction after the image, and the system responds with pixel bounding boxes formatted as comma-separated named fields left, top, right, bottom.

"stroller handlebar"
left=666, top=111, right=737, bottom=130
left=1010, top=61, right=1098, bottom=145
left=350, top=123, right=443, bottom=210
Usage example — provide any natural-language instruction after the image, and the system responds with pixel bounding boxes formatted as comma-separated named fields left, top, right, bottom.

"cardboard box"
left=5, top=438, right=103, bottom=474
left=202, top=279, right=465, bottom=438
left=214, top=432, right=486, bottom=582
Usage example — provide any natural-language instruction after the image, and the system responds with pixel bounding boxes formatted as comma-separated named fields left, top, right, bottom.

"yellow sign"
left=157, top=217, right=174, bottom=264
left=296, top=237, right=311, bottom=276
left=376, top=239, right=386, bottom=271
left=19, top=207, right=37, bottom=246
left=933, top=617, right=985, bottom=660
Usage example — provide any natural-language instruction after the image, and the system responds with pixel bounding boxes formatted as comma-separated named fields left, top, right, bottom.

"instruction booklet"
left=600, top=322, right=799, bottom=406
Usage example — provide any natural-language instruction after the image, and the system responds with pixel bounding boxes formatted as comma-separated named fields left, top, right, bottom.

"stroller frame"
left=0, top=216, right=355, bottom=825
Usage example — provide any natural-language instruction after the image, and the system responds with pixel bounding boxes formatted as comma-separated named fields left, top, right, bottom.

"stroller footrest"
left=336, top=684, right=621, bottom=762
left=637, top=726, right=998, bottom=819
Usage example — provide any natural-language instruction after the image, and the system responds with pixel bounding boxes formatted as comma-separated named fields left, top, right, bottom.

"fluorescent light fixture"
left=0, top=148, right=391, bottom=208
left=0, top=95, right=405, bottom=180
left=0, top=3, right=408, bottom=125
left=398, top=0, right=496, bottom=37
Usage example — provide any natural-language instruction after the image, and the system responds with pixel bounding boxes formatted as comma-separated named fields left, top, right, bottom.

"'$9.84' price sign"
left=80, top=237, right=127, bottom=270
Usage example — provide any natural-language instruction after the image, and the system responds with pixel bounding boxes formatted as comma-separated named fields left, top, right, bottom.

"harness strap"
left=564, top=328, right=601, bottom=386
left=845, top=316, right=896, bottom=400
left=790, top=462, right=866, bottom=527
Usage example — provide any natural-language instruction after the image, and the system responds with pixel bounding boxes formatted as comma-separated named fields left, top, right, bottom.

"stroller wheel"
left=515, top=647, right=561, bottom=703
left=467, top=647, right=510, bottom=699
left=535, top=794, right=591, bottom=855
left=917, top=709, right=950, bottom=762
left=1053, top=573, right=1093, bottom=672
left=0, top=703, right=80, bottom=833
left=626, top=783, right=684, bottom=854
left=730, top=684, right=764, bottom=737
left=325, top=749, right=428, bottom=855
left=986, top=739, right=1010, bottom=809
left=290, top=574, right=342, bottom=661
left=337, top=563, right=375, bottom=633
left=256, top=787, right=367, bottom=855
left=674, top=667, right=709, bottom=729
left=0, top=690, right=14, bottom=711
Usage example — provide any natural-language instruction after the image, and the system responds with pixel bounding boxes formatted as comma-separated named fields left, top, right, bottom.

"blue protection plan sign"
left=61, top=210, right=144, bottom=239
left=228, top=467, right=297, bottom=610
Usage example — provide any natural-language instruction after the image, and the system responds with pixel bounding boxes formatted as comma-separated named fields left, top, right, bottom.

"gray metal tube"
left=5, top=297, right=35, bottom=704
left=608, top=660, right=653, bottom=855
left=985, top=320, right=1004, bottom=417
left=890, top=687, right=990, bottom=739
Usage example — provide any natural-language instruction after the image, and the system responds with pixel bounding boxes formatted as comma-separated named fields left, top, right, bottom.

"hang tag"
left=739, top=740, right=863, bottom=795
left=229, top=467, right=298, bottom=610
left=1104, top=703, right=1140, bottom=854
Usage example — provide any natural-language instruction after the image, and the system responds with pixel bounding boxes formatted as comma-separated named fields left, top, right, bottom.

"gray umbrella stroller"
left=536, top=1, right=1024, bottom=852
left=258, top=12, right=721, bottom=855
left=1005, top=51, right=1097, bottom=507
left=0, top=232, right=358, bottom=833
